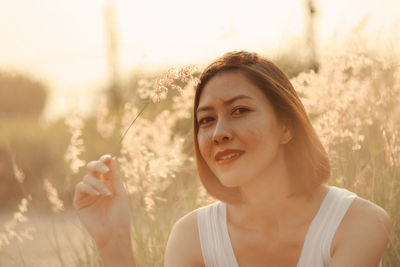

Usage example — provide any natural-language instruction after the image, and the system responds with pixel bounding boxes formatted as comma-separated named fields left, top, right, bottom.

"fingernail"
left=100, top=165, right=110, bottom=173
left=104, top=187, right=112, bottom=195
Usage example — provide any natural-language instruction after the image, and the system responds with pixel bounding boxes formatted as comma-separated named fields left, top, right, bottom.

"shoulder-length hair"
left=193, top=51, right=330, bottom=204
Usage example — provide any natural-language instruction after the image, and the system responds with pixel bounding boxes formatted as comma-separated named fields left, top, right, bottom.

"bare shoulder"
left=164, top=209, right=204, bottom=267
left=339, top=196, right=391, bottom=231
left=331, top=195, right=391, bottom=266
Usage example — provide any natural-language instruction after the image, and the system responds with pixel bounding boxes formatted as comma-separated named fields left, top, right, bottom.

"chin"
left=217, top=173, right=248, bottom=188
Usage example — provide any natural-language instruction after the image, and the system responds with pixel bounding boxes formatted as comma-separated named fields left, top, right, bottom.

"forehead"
left=198, top=71, right=267, bottom=107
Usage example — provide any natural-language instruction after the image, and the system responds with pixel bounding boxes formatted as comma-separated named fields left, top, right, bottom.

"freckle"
left=249, top=129, right=259, bottom=136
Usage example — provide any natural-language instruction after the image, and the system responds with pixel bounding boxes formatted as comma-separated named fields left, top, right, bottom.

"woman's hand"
left=73, top=155, right=131, bottom=247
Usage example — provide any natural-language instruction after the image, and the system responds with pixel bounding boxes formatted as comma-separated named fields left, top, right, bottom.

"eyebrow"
left=197, top=95, right=254, bottom=113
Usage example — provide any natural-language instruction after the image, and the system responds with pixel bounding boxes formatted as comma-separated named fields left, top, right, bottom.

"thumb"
left=100, top=154, right=127, bottom=196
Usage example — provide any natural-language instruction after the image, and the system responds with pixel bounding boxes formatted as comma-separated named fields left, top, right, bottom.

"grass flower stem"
left=119, top=101, right=150, bottom=145
left=14, top=238, right=26, bottom=267
left=51, top=216, right=67, bottom=267
left=0, top=251, right=18, bottom=265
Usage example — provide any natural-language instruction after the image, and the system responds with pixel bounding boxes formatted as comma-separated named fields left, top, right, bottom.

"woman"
left=73, top=51, right=391, bottom=267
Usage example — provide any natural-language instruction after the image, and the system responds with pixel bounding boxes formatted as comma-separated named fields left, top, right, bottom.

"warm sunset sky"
left=0, top=0, right=399, bottom=120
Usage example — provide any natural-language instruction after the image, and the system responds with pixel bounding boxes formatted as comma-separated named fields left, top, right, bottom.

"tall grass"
left=291, top=46, right=400, bottom=266
left=0, top=43, right=399, bottom=266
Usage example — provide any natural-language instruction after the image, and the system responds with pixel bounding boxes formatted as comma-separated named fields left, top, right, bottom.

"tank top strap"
left=197, top=202, right=239, bottom=267
left=297, top=186, right=357, bottom=267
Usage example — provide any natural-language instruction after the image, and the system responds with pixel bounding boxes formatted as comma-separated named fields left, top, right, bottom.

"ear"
left=280, top=118, right=293, bottom=145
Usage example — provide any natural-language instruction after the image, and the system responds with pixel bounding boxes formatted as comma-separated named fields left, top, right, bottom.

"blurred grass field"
left=0, top=30, right=399, bottom=266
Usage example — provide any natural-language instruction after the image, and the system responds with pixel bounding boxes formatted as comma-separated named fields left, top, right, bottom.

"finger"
left=86, top=160, right=110, bottom=178
left=83, top=174, right=113, bottom=195
left=100, top=154, right=113, bottom=165
left=100, top=155, right=127, bottom=196
left=73, top=182, right=101, bottom=211
left=73, top=182, right=99, bottom=209
left=75, top=181, right=101, bottom=197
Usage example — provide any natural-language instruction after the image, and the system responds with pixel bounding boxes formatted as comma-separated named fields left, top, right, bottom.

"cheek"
left=197, top=131, right=212, bottom=158
left=245, top=120, right=268, bottom=140
left=246, top=121, right=281, bottom=148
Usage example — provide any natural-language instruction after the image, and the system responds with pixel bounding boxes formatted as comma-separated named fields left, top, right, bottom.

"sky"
left=0, top=0, right=399, bottom=120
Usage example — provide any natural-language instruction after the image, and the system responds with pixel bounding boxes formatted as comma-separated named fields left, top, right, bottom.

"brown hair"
left=193, top=51, right=330, bottom=204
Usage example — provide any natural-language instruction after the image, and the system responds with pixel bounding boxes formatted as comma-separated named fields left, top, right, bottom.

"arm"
left=97, top=237, right=136, bottom=267
left=329, top=197, right=391, bottom=267
left=75, top=155, right=203, bottom=267
left=164, top=210, right=204, bottom=267
left=74, top=155, right=136, bottom=267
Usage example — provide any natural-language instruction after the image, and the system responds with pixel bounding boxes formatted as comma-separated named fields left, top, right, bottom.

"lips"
left=215, top=149, right=245, bottom=162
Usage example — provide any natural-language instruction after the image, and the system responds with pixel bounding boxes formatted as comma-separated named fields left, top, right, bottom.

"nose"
left=212, top=118, right=232, bottom=145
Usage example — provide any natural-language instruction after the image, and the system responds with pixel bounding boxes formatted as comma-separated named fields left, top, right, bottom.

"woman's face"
left=196, top=71, right=290, bottom=188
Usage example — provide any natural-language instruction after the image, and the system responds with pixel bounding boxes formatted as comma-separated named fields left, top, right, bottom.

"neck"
left=226, top=151, right=323, bottom=231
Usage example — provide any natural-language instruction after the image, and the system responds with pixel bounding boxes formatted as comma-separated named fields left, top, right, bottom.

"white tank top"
left=197, top=186, right=364, bottom=267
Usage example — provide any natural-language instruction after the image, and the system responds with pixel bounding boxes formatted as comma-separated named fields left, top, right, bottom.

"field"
left=0, top=210, right=86, bottom=267
left=1, top=34, right=399, bottom=266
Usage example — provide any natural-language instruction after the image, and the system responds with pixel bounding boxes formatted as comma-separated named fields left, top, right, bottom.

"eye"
left=198, top=116, right=214, bottom=126
left=232, top=107, right=250, bottom=115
